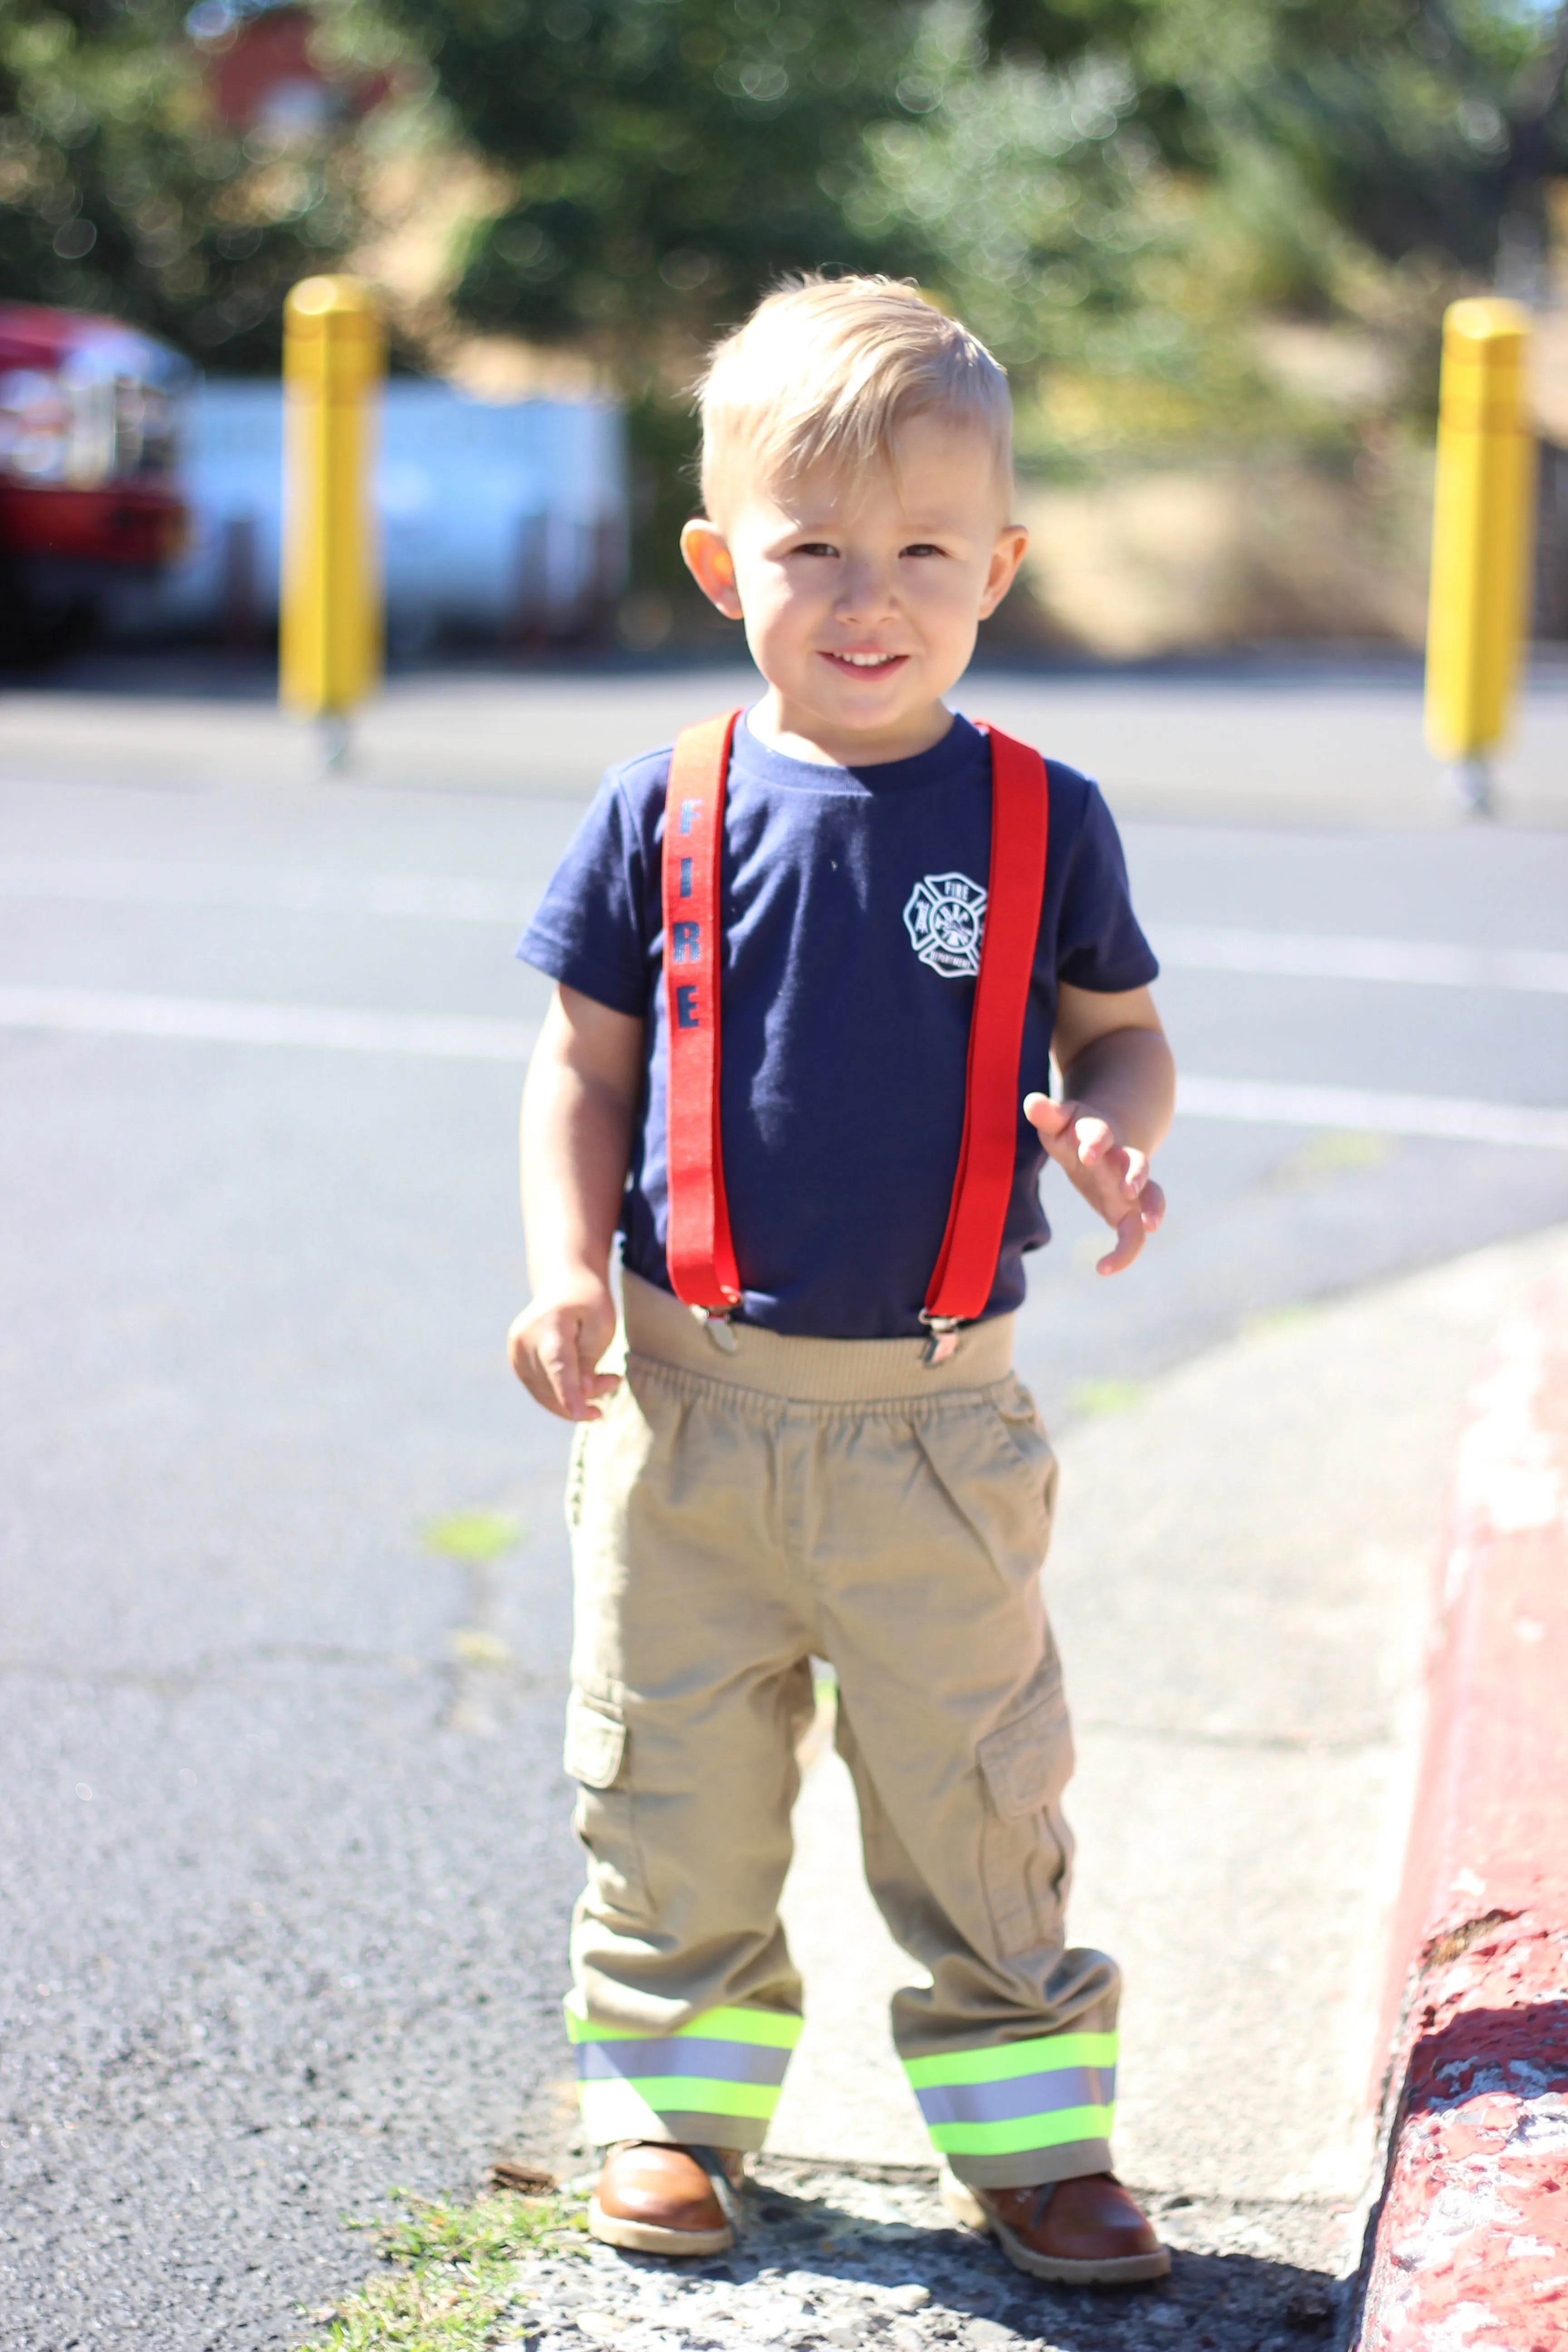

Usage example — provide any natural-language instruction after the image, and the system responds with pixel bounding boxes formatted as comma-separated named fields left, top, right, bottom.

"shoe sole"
left=587, top=2196, right=735, bottom=2258
left=939, top=2168, right=1172, bottom=2288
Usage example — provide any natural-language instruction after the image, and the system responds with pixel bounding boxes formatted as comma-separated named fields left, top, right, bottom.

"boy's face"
left=682, top=415, right=1028, bottom=763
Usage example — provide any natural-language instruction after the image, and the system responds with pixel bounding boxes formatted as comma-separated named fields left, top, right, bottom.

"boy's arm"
left=507, top=983, right=645, bottom=1421
left=1027, top=982, right=1175, bottom=1276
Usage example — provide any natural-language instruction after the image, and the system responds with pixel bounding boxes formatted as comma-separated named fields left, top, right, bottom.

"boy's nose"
left=834, top=559, right=895, bottom=619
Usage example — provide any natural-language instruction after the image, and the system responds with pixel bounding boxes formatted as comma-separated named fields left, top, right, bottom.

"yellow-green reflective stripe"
left=915, top=2065, right=1113, bottom=2130
left=580, top=2076, right=780, bottom=2120
left=902, top=2032, right=1117, bottom=2088
left=925, top=2104, right=1116, bottom=2157
left=564, top=1999, right=802, bottom=2050
left=578, top=2038, right=790, bottom=2088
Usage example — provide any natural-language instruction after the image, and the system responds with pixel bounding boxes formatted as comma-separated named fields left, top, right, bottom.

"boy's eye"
left=902, top=542, right=945, bottom=559
left=793, top=541, right=838, bottom=558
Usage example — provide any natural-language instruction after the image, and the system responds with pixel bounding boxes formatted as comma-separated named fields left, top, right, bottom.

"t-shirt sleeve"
left=1054, top=779, right=1159, bottom=992
left=514, top=769, right=653, bottom=1018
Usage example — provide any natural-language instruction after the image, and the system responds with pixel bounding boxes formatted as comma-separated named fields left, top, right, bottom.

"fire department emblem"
left=902, top=872, right=987, bottom=979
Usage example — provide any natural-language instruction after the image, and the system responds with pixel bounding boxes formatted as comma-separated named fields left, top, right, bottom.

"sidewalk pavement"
left=3, top=659, right=1567, bottom=825
left=1352, top=1268, right=1568, bottom=2350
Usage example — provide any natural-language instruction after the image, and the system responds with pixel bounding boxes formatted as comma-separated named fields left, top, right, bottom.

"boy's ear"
left=978, top=522, right=1029, bottom=620
left=681, top=518, right=745, bottom=619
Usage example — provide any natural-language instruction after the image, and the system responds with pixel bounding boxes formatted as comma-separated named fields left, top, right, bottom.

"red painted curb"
left=1355, top=1273, right=1568, bottom=2349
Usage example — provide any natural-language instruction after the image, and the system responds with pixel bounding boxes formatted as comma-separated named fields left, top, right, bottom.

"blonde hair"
left=696, top=274, right=1013, bottom=519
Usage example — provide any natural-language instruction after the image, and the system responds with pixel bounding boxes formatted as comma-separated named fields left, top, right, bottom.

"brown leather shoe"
left=588, top=2140, right=743, bottom=2256
left=943, top=2167, right=1171, bottom=2285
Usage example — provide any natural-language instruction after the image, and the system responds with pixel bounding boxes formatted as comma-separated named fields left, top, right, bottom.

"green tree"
left=376, top=0, right=948, bottom=604
left=377, top=0, right=935, bottom=363
left=0, top=0, right=370, bottom=367
left=398, top=0, right=1568, bottom=391
left=974, top=0, right=1568, bottom=285
left=833, top=0, right=1568, bottom=479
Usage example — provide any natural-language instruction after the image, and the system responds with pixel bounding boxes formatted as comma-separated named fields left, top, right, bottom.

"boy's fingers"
left=505, top=1294, right=622, bottom=1421
left=1099, top=1178, right=1168, bottom=1270
left=1073, top=1115, right=1113, bottom=1166
left=1027, top=1092, right=1165, bottom=1264
left=1025, top=1097, right=1125, bottom=1178
left=1097, top=1206, right=1148, bottom=1276
left=1022, top=1089, right=1068, bottom=1140
left=1025, top=1094, right=1099, bottom=1166
left=539, top=1330, right=587, bottom=1418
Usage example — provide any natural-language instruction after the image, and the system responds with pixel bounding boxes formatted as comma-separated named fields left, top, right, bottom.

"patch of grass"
left=1243, top=1301, right=1318, bottom=1340
left=422, top=1512, right=524, bottom=1562
left=449, top=1627, right=514, bottom=1670
left=299, top=2190, right=585, bottom=2352
left=1273, top=1128, right=1392, bottom=1186
left=1068, top=1376, right=1144, bottom=1417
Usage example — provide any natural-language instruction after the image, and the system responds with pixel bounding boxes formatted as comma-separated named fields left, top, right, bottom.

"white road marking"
left=1155, top=924, right=1568, bottom=994
left=0, top=985, right=1562, bottom=1148
left=0, top=856, right=524, bottom=924
left=1179, top=1075, right=1568, bottom=1150
left=0, top=986, right=538, bottom=1062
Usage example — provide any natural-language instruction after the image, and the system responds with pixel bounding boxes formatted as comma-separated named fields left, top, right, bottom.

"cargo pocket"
left=564, top=1690, right=651, bottom=1926
left=976, top=1678, right=1074, bottom=1960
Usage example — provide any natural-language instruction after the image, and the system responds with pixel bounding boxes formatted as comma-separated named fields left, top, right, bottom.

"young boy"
left=508, top=277, right=1175, bottom=2288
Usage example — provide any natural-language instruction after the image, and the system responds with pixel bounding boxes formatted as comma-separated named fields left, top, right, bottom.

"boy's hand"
left=1024, top=1091, right=1165, bottom=1275
left=508, top=1281, right=620, bottom=1421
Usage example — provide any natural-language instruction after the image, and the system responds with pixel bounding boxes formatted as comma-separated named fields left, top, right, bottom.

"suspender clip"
left=920, top=1312, right=963, bottom=1367
left=690, top=1302, right=740, bottom=1353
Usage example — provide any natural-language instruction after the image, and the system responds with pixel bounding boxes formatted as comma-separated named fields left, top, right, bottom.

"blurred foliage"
left=977, top=0, right=1568, bottom=273
left=375, top=0, right=934, bottom=359
left=853, top=0, right=1568, bottom=465
left=386, top=0, right=1567, bottom=549
left=1, top=0, right=331, bottom=365
left=412, top=0, right=1568, bottom=376
left=0, top=0, right=422, bottom=367
left=0, top=0, right=1562, bottom=485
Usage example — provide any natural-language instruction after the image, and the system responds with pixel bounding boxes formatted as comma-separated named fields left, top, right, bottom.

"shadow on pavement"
left=493, top=2165, right=1341, bottom=2352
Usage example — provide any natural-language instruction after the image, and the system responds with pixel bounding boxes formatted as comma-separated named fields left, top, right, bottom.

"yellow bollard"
left=279, top=276, right=382, bottom=766
left=1423, top=297, right=1536, bottom=816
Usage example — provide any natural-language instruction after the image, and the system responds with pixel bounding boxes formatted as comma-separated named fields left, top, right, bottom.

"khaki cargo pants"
left=562, top=1268, right=1120, bottom=2190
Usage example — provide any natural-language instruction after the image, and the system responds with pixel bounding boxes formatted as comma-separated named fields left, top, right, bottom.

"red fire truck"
left=0, top=304, right=191, bottom=657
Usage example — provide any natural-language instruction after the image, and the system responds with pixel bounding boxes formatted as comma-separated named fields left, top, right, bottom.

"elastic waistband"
left=620, top=1269, right=1015, bottom=1403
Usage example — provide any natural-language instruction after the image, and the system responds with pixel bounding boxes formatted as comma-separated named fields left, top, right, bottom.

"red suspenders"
left=662, top=710, right=743, bottom=1312
left=662, top=712, right=1049, bottom=1339
left=920, top=724, right=1050, bottom=1333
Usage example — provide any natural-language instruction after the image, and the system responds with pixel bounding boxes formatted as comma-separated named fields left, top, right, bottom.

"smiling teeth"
left=838, top=652, right=897, bottom=666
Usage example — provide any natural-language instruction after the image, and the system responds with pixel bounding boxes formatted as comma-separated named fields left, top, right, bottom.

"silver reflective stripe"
left=914, top=2065, right=1117, bottom=2127
left=578, top=2036, right=794, bottom=2088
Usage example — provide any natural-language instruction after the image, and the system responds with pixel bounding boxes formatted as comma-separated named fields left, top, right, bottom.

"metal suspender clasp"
left=689, top=1301, right=740, bottom=1353
left=919, top=1311, right=963, bottom=1367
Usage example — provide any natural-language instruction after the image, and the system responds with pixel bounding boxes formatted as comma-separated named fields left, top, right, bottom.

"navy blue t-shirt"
left=517, top=710, right=1156, bottom=1339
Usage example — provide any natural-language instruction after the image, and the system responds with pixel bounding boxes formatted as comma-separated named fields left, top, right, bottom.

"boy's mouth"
left=820, top=650, right=908, bottom=677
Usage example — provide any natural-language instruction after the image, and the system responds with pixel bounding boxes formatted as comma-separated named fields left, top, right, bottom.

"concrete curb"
left=1352, top=1272, right=1568, bottom=2348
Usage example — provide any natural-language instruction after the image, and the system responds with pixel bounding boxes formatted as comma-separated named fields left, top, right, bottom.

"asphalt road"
left=1, top=660, right=1566, bottom=2350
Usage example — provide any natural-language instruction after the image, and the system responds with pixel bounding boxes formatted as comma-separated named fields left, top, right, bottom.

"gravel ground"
left=479, top=2164, right=1339, bottom=2352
